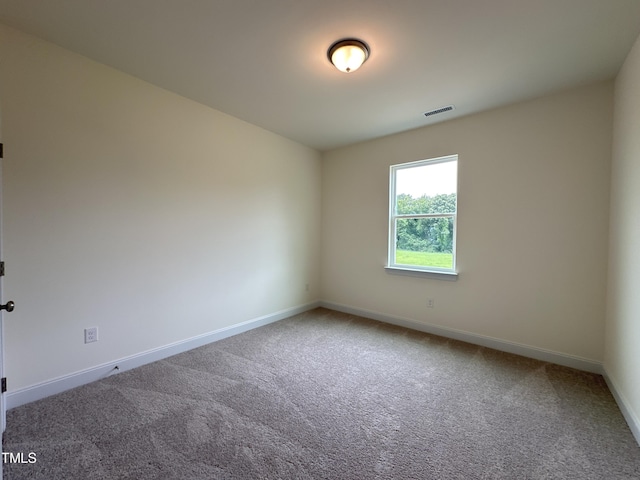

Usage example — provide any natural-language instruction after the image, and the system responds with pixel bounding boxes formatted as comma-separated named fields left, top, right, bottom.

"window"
left=388, top=154, right=458, bottom=276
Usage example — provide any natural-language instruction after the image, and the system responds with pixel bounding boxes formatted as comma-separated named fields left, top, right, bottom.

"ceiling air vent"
left=423, top=105, right=455, bottom=117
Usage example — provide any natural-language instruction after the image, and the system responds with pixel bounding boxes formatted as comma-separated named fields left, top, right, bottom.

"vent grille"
left=423, top=105, right=455, bottom=117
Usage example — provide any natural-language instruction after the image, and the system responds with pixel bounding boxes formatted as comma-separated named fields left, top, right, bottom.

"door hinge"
left=1, top=378, right=6, bottom=393
left=0, top=262, right=4, bottom=277
left=0, top=143, right=3, bottom=159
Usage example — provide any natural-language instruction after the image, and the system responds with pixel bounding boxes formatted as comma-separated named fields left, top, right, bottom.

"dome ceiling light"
left=327, top=38, right=370, bottom=73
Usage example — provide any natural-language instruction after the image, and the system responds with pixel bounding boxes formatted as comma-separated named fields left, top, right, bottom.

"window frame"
left=387, top=154, right=458, bottom=278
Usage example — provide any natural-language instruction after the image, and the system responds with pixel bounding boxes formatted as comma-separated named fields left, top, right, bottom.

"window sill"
left=384, top=266, right=458, bottom=281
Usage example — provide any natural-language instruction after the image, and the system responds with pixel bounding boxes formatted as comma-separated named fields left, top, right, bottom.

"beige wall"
left=0, top=24, right=321, bottom=390
left=321, top=81, right=613, bottom=362
left=606, top=33, right=640, bottom=435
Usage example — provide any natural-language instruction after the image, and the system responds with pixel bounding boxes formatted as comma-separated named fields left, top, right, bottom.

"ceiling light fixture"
left=327, top=38, right=370, bottom=73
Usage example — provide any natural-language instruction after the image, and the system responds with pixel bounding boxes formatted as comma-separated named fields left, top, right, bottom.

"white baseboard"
left=602, top=368, right=640, bottom=446
left=6, top=300, right=607, bottom=410
left=320, top=301, right=604, bottom=374
left=6, top=302, right=320, bottom=410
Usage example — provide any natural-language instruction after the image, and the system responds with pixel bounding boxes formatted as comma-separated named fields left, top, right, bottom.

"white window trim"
left=384, top=265, right=458, bottom=280
left=386, top=154, right=458, bottom=279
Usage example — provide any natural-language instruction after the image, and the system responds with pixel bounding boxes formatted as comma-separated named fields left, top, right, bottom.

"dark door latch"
left=0, top=301, right=15, bottom=312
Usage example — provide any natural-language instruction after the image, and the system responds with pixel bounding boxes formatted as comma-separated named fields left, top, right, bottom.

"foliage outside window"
left=388, top=155, right=458, bottom=274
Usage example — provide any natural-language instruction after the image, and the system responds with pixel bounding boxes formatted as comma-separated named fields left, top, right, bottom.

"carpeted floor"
left=3, top=308, right=640, bottom=479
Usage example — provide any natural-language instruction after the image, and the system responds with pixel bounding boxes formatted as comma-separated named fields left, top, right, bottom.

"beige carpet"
left=4, top=308, right=640, bottom=479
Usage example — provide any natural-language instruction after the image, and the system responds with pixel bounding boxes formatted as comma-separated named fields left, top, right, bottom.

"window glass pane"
left=395, top=161, right=457, bottom=215
left=395, top=217, right=454, bottom=269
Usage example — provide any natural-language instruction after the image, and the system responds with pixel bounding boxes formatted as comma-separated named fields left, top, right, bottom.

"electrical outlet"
left=427, top=299, right=434, bottom=308
left=84, top=327, right=98, bottom=344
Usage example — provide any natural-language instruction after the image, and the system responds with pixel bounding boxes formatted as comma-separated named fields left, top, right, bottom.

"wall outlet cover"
left=84, top=327, right=98, bottom=343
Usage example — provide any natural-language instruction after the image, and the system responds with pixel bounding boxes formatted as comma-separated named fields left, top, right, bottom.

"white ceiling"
left=1, top=0, right=640, bottom=151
